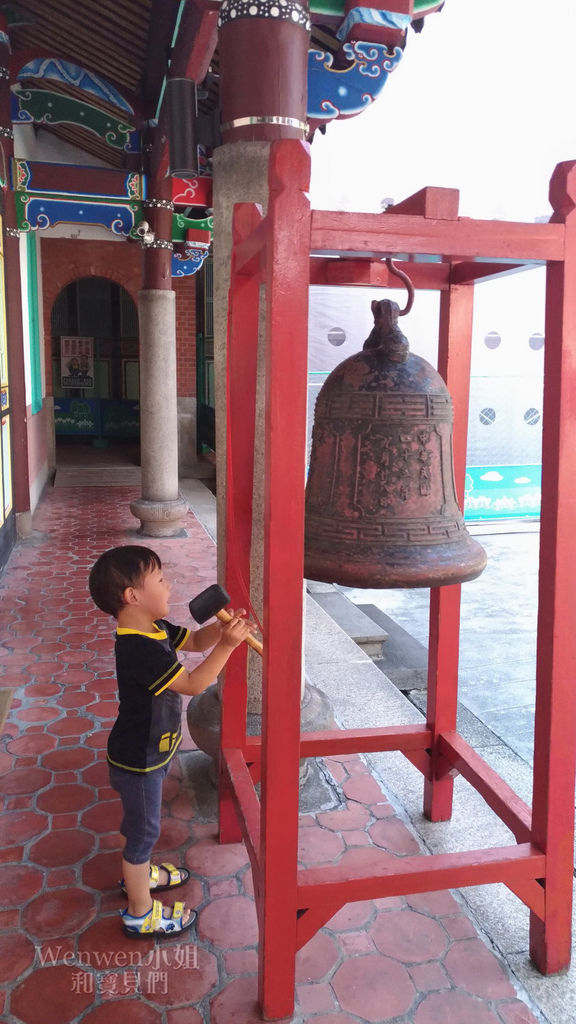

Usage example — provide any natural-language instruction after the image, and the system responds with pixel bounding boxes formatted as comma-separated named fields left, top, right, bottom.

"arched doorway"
left=51, top=277, right=140, bottom=463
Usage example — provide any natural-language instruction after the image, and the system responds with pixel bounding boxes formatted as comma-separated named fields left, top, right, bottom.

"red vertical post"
left=0, top=16, right=30, bottom=521
left=529, top=160, right=576, bottom=973
left=142, top=173, right=173, bottom=290
left=219, top=202, right=262, bottom=844
left=424, top=278, right=474, bottom=820
left=258, top=140, right=311, bottom=1020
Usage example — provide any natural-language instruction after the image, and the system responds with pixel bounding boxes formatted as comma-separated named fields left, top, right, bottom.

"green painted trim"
left=172, top=212, right=213, bottom=242
left=25, top=233, right=42, bottom=415
left=309, top=0, right=440, bottom=16
left=13, top=88, right=137, bottom=151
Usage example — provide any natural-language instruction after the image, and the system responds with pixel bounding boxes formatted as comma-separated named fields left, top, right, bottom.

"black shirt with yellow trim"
left=107, top=619, right=190, bottom=773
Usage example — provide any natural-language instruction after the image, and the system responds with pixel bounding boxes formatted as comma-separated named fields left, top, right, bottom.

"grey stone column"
left=187, top=140, right=334, bottom=768
left=213, top=141, right=270, bottom=714
left=130, top=289, right=188, bottom=537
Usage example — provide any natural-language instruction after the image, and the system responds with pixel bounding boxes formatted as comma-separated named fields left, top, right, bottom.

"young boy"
left=88, top=544, right=255, bottom=938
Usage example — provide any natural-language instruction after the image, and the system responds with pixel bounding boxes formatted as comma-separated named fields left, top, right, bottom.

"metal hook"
left=385, top=258, right=415, bottom=316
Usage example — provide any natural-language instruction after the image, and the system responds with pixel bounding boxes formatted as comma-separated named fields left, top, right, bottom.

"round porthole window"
left=529, top=332, right=544, bottom=351
left=479, top=407, right=496, bottom=425
left=524, top=408, right=541, bottom=426
left=484, top=331, right=501, bottom=349
left=327, top=327, right=346, bottom=346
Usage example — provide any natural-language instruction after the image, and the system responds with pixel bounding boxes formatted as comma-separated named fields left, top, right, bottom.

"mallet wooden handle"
left=216, top=609, right=263, bottom=655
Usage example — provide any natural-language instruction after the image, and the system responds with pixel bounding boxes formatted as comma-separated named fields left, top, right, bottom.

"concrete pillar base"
left=186, top=679, right=335, bottom=788
left=15, top=510, right=32, bottom=539
left=130, top=495, right=189, bottom=537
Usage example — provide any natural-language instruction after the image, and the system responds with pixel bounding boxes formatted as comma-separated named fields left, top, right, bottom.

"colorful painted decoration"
left=172, top=212, right=213, bottom=242
left=172, top=245, right=211, bottom=277
left=16, top=59, right=134, bottom=115
left=11, top=88, right=140, bottom=152
left=307, top=40, right=404, bottom=121
left=218, top=0, right=310, bottom=28
left=12, top=161, right=144, bottom=201
left=336, top=8, right=410, bottom=42
left=172, top=176, right=213, bottom=208
left=15, top=194, right=141, bottom=235
left=309, top=0, right=441, bottom=15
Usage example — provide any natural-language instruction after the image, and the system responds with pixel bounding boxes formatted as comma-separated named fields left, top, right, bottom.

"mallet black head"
left=189, top=583, right=231, bottom=624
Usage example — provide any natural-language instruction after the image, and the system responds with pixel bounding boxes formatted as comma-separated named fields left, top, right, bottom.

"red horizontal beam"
left=438, top=731, right=533, bottom=843
left=450, top=261, right=531, bottom=285
left=298, top=843, right=545, bottom=905
left=13, top=161, right=140, bottom=199
left=309, top=257, right=450, bottom=290
left=310, top=210, right=565, bottom=263
left=298, top=725, right=433, bottom=758
left=221, top=747, right=261, bottom=870
left=386, top=186, right=459, bottom=220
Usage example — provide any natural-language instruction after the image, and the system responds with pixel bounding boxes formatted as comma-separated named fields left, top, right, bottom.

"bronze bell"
left=304, top=297, right=487, bottom=588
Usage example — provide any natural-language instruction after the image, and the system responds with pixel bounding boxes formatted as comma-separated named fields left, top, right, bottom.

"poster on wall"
left=1, top=415, right=11, bottom=519
left=61, top=336, right=94, bottom=389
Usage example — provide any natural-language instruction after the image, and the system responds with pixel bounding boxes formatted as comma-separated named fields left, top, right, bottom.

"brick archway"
left=41, top=237, right=141, bottom=396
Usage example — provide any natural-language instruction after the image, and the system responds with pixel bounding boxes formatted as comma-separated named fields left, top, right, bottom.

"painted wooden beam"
left=311, top=210, right=565, bottom=262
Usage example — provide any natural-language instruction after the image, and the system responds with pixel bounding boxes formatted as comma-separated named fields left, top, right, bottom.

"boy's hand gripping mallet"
left=189, top=584, right=263, bottom=655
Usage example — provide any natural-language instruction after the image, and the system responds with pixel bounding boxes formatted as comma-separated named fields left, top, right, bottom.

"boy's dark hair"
left=89, top=545, right=162, bottom=617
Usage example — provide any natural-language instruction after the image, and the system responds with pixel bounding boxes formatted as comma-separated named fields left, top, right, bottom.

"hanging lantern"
left=304, top=276, right=487, bottom=589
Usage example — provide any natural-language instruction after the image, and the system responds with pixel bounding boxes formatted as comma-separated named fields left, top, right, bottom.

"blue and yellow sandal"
left=121, top=898, right=197, bottom=939
left=119, top=862, right=190, bottom=895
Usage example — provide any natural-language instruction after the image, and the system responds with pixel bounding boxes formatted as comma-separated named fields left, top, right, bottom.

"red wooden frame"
left=219, top=140, right=576, bottom=1019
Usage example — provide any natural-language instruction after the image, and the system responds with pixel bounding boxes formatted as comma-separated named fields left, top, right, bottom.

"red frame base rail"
left=218, top=140, right=576, bottom=1020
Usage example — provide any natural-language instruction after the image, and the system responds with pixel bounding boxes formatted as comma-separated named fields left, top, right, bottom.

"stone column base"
left=186, top=679, right=335, bottom=787
left=15, top=510, right=33, bottom=539
left=130, top=495, right=189, bottom=538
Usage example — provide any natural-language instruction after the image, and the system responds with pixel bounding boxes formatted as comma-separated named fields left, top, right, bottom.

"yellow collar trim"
left=116, top=624, right=168, bottom=640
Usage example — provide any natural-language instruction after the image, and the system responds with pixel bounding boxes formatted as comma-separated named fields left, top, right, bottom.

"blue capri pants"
left=109, top=763, right=170, bottom=865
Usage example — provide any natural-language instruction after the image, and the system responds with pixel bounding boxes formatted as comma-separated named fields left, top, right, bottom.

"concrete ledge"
left=357, top=603, right=428, bottom=690
left=307, top=584, right=388, bottom=658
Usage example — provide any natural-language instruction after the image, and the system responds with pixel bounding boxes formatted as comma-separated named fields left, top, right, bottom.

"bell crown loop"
left=364, top=298, right=410, bottom=364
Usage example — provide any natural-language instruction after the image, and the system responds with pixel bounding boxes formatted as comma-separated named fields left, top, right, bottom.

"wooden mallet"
left=189, top=584, right=263, bottom=655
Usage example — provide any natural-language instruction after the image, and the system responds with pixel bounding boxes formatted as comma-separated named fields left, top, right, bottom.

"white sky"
left=310, top=0, right=576, bottom=221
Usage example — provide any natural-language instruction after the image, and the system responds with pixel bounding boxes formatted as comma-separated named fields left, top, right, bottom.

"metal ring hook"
left=385, top=258, right=415, bottom=316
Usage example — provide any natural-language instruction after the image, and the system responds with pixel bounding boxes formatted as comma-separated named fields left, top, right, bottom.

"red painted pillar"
left=258, top=140, right=311, bottom=1020
left=424, top=279, right=474, bottom=820
left=529, top=160, right=576, bottom=973
left=218, top=0, right=310, bottom=143
left=0, top=16, right=30, bottom=531
left=142, top=174, right=173, bottom=291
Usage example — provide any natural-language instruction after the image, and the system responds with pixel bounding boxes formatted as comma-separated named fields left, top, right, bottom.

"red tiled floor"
left=332, top=954, right=415, bottom=1021
left=0, top=809, right=49, bottom=843
left=198, top=894, right=259, bottom=947
left=29, top=828, right=96, bottom=867
left=0, top=931, right=37, bottom=983
left=370, top=909, right=449, bottom=963
left=37, top=783, right=95, bottom=813
left=22, top=887, right=98, bottom=940
left=0, top=484, right=544, bottom=1023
